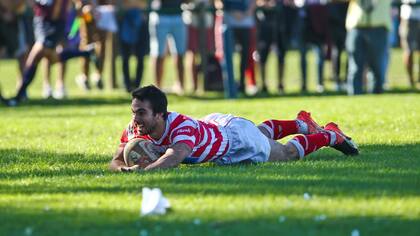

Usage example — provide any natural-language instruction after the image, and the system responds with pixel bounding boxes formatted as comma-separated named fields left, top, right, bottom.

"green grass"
left=1, top=49, right=420, bottom=235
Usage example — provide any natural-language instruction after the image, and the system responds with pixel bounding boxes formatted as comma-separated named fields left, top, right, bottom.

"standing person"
left=0, top=0, right=34, bottom=100
left=149, top=0, right=188, bottom=94
left=2, top=0, right=94, bottom=106
left=344, top=0, right=392, bottom=95
left=118, top=0, right=149, bottom=92
left=109, top=85, right=359, bottom=172
left=42, top=3, right=77, bottom=99
left=399, top=0, right=420, bottom=88
left=222, top=0, right=256, bottom=94
left=73, top=0, right=106, bottom=91
left=41, top=47, right=67, bottom=99
left=327, top=1, right=349, bottom=92
left=255, top=0, right=297, bottom=94
left=0, top=0, right=21, bottom=59
left=184, top=0, right=215, bottom=93
left=296, top=0, right=329, bottom=93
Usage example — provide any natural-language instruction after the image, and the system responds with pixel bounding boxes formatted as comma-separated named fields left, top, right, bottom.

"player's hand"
left=120, top=165, right=142, bottom=172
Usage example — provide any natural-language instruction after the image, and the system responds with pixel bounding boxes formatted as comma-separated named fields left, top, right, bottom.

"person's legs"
left=314, top=43, right=325, bottom=92
left=296, top=15, right=308, bottom=92
left=53, top=61, right=67, bottom=99
left=276, top=39, right=287, bottom=94
left=267, top=139, right=300, bottom=162
left=190, top=52, right=200, bottom=91
left=267, top=132, right=332, bottom=162
left=257, top=110, right=323, bottom=140
left=134, top=42, right=146, bottom=90
left=174, top=54, right=185, bottom=92
left=234, top=28, right=251, bottom=93
left=418, top=51, right=420, bottom=83
left=331, top=44, right=346, bottom=91
left=366, top=28, right=388, bottom=94
left=154, top=56, right=165, bottom=88
left=149, top=12, right=169, bottom=88
left=120, top=41, right=132, bottom=91
left=256, top=20, right=272, bottom=92
left=284, top=132, right=333, bottom=160
left=133, top=19, right=149, bottom=90
left=42, top=58, right=53, bottom=98
left=346, top=29, right=366, bottom=95
left=96, top=32, right=107, bottom=89
left=267, top=121, right=358, bottom=162
left=169, top=15, right=187, bottom=92
left=221, top=23, right=237, bottom=98
left=403, top=49, right=415, bottom=87
left=400, top=19, right=416, bottom=87
left=186, top=26, right=198, bottom=92
left=14, top=43, right=47, bottom=100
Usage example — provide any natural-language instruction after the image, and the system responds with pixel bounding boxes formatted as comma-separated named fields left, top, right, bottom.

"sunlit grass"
left=1, top=50, right=420, bottom=235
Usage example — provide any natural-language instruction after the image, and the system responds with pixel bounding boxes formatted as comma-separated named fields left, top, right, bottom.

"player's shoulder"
left=167, top=112, right=197, bottom=124
left=167, top=112, right=198, bottom=132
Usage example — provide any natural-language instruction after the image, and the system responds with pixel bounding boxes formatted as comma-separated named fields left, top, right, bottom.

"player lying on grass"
left=110, top=85, right=359, bottom=172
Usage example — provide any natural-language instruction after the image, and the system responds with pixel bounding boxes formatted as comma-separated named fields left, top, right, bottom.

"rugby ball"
left=123, top=138, right=162, bottom=168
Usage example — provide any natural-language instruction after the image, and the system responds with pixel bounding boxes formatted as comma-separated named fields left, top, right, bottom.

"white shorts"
left=206, top=114, right=271, bottom=165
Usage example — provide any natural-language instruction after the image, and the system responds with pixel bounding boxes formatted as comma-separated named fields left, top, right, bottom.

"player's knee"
left=257, top=125, right=270, bottom=138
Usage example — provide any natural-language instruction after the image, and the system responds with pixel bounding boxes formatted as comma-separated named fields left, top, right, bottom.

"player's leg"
left=42, top=58, right=53, bottom=98
left=149, top=13, right=168, bottom=89
left=267, top=139, right=299, bottom=162
left=267, top=122, right=359, bottom=161
left=267, top=131, right=332, bottom=162
left=258, top=111, right=323, bottom=140
left=170, top=15, right=187, bottom=93
left=12, top=43, right=47, bottom=103
left=54, top=44, right=67, bottom=99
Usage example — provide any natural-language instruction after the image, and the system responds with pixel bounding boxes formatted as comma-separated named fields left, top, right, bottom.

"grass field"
left=0, top=49, right=420, bottom=236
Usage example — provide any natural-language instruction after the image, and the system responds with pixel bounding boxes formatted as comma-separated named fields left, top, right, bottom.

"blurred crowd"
left=0, top=0, right=419, bottom=102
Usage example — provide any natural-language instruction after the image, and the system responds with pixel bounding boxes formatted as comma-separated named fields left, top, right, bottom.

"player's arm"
left=143, top=142, right=192, bottom=171
left=109, top=145, right=127, bottom=172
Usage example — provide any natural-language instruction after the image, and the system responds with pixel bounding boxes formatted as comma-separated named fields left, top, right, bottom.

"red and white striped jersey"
left=120, top=112, right=232, bottom=164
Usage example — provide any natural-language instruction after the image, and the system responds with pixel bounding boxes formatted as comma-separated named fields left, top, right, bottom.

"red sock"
left=288, top=133, right=331, bottom=158
left=258, top=120, right=298, bottom=140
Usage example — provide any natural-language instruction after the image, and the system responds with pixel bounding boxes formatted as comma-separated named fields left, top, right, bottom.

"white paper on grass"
left=141, top=187, right=170, bottom=216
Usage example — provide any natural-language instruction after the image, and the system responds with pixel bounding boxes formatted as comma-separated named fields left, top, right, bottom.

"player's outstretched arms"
left=144, top=142, right=192, bottom=171
left=109, top=146, right=127, bottom=172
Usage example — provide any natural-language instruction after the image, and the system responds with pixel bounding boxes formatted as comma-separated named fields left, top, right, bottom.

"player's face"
left=131, top=98, right=161, bottom=135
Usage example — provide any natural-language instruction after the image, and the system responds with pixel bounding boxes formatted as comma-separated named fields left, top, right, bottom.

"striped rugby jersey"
left=120, top=112, right=232, bottom=164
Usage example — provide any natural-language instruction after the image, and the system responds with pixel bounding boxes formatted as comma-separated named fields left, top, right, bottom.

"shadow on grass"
left=1, top=88, right=419, bottom=108
left=1, top=143, right=419, bottom=198
left=0, top=205, right=419, bottom=236
left=0, top=97, right=130, bottom=108
left=184, top=87, right=420, bottom=101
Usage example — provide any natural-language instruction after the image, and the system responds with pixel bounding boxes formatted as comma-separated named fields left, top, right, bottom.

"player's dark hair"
left=131, top=85, right=168, bottom=119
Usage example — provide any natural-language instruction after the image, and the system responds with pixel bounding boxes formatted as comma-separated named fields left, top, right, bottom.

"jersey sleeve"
left=169, top=122, right=197, bottom=149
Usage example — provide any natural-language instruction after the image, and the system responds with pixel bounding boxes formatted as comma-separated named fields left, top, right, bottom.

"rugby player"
left=110, top=85, right=359, bottom=172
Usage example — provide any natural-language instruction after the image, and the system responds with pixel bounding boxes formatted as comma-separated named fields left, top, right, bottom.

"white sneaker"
left=246, top=85, right=258, bottom=96
left=42, top=85, right=53, bottom=99
left=91, top=73, right=103, bottom=90
left=75, top=74, right=90, bottom=90
left=316, top=85, right=325, bottom=93
left=53, top=87, right=67, bottom=100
